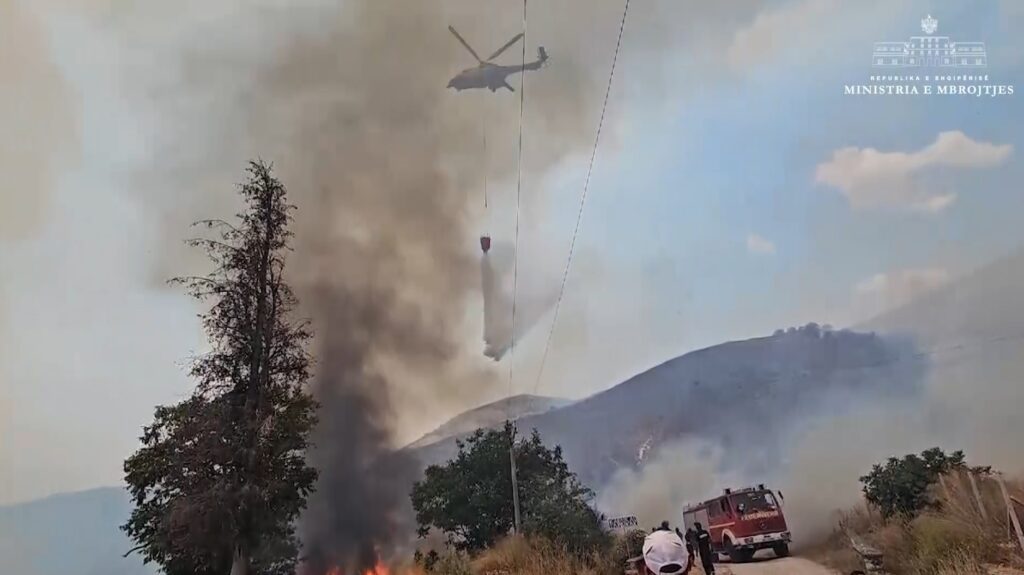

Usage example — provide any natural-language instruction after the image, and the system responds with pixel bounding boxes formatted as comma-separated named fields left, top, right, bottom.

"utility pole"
left=508, top=0, right=526, bottom=539
left=509, top=421, right=521, bottom=534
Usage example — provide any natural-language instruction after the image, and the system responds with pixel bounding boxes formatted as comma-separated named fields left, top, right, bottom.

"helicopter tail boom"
left=520, top=47, right=548, bottom=71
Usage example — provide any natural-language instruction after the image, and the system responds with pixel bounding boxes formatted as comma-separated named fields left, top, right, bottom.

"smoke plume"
left=596, top=249, right=1024, bottom=549
left=83, top=0, right=728, bottom=569
left=597, top=438, right=739, bottom=529
left=299, top=296, right=421, bottom=572
left=12, top=0, right=823, bottom=566
left=0, top=0, right=78, bottom=240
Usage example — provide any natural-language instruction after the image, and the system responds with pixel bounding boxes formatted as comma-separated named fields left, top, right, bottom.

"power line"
left=506, top=0, right=530, bottom=536
left=533, top=0, right=631, bottom=394
left=507, top=0, right=528, bottom=417
left=483, top=121, right=488, bottom=210
left=503, top=1, right=528, bottom=415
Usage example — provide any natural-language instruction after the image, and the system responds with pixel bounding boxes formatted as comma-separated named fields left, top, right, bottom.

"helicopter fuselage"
left=447, top=49, right=547, bottom=92
left=447, top=63, right=511, bottom=91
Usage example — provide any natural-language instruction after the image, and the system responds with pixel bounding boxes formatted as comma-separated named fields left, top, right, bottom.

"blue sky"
left=1, top=0, right=1022, bottom=504
left=506, top=0, right=1024, bottom=403
left=579, top=0, right=1020, bottom=334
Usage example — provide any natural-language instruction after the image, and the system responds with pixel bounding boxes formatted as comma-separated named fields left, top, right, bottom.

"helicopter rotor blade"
left=448, top=25, right=483, bottom=63
left=487, top=32, right=524, bottom=62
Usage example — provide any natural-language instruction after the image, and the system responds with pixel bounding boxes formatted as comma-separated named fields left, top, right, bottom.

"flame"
left=324, top=561, right=395, bottom=575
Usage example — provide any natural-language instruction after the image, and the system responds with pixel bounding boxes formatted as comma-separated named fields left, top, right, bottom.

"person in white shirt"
left=642, top=529, right=693, bottom=574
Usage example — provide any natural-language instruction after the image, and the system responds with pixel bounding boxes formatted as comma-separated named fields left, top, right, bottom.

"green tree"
left=410, top=422, right=608, bottom=556
left=122, top=161, right=318, bottom=575
left=859, top=447, right=988, bottom=518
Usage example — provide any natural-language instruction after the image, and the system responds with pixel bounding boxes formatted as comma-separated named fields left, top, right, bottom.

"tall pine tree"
left=123, top=161, right=317, bottom=575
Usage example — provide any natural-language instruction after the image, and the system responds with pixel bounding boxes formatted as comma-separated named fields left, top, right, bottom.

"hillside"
left=862, top=248, right=1024, bottom=348
left=17, top=329, right=918, bottom=575
left=412, top=248, right=1024, bottom=492
left=857, top=247, right=1024, bottom=475
left=406, top=394, right=572, bottom=449
left=12, top=248, right=1022, bottom=573
left=0, top=487, right=154, bottom=575
left=410, top=325, right=925, bottom=489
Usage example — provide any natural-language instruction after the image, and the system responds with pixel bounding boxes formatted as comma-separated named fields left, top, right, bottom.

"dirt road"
left=713, top=557, right=838, bottom=575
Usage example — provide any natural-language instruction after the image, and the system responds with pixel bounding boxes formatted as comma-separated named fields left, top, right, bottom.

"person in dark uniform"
left=693, top=522, right=715, bottom=575
left=657, top=520, right=671, bottom=531
left=683, top=527, right=696, bottom=563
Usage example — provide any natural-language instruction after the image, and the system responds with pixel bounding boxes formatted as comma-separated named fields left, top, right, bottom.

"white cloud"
left=746, top=233, right=776, bottom=255
left=727, top=0, right=837, bottom=71
left=816, top=131, right=1013, bottom=212
left=854, top=267, right=951, bottom=314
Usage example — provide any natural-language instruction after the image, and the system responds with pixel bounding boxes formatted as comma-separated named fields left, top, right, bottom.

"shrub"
left=815, top=467, right=1017, bottom=575
left=609, top=530, right=646, bottom=565
left=412, top=424, right=607, bottom=557
left=859, top=448, right=987, bottom=518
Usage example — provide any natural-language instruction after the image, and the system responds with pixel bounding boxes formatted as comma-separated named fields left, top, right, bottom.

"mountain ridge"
left=408, top=323, right=924, bottom=489
left=406, top=394, right=572, bottom=449
left=0, top=486, right=154, bottom=575
left=11, top=246, right=1023, bottom=575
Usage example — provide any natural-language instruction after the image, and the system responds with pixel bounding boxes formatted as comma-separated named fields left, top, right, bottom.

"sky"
left=1, top=0, right=1023, bottom=505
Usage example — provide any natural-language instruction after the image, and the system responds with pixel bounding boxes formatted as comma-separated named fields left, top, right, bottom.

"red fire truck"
left=682, top=484, right=791, bottom=563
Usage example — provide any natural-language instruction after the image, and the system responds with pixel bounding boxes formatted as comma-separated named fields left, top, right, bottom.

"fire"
left=325, top=561, right=400, bottom=575
left=364, top=563, right=391, bottom=575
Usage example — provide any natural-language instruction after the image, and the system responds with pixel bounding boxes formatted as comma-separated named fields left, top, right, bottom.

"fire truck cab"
left=682, top=484, right=791, bottom=563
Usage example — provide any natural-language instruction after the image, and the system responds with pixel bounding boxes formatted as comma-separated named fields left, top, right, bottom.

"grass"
left=811, top=471, right=1024, bottom=575
left=468, top=536, right=605, bottom=575
left=426, top=533, right=644, bottom=575
left=932, top=548, right=990, bottom=574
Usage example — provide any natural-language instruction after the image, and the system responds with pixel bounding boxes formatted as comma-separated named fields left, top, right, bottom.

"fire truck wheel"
left=773, top=543, right=791, bottom=558
left=723, top=537, right=748, bottom=563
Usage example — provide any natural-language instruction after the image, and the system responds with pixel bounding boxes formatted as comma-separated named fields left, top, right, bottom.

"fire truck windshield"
left=731, top=491, right=778, bottom=514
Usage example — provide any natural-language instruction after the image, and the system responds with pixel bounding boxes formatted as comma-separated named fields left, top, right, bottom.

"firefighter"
left=693, top=522, right=715, bottom=575
left=683, top=527, right=696, bottom=563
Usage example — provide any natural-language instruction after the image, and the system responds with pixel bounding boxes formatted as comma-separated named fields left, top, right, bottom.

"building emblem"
left=873, top=15, right=986, bottom=68
left=921, top=14, right=938, bottom=35
left=843, top=13, right=1015, bottom=98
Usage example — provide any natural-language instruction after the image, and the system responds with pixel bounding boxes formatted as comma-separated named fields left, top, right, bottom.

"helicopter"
left=447, top=25, right=548, bottom=92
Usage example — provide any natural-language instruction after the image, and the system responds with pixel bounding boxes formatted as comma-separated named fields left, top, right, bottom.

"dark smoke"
left=67, top=0, right=768, bottom=568
left=264, top=1, right=607, bottom=568
left=222, top=1, right=674, bottom=567
left=299, top=291, right=419, bottom=573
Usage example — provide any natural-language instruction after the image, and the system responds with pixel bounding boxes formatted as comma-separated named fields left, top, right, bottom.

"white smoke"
left=481, top=241, right=557, bottom=361
left=597, top=250, right=1024, bottom=548
left=597, top=438, right=741, bottom=529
